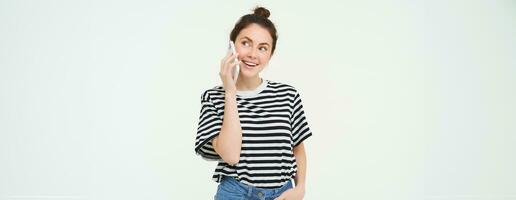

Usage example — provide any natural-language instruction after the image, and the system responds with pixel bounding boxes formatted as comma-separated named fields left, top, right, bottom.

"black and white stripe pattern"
left=195, top=80, right=312, bottom=188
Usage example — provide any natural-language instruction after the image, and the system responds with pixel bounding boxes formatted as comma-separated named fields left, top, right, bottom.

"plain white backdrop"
left=1, top=0, right=515, bottom=199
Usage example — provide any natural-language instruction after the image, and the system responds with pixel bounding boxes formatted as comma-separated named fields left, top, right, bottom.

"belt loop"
left=247, top=184, right=252, bottom=198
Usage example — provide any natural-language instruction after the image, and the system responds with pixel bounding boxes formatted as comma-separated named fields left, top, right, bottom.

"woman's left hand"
left=274, top=187, right=305, bottom=200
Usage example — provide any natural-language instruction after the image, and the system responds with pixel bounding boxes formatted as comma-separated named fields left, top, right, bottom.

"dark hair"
left=230, top=7, right=278, bottom=55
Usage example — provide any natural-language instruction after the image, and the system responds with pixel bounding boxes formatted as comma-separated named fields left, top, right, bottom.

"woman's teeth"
left=243, top=61, right=257, bottom=67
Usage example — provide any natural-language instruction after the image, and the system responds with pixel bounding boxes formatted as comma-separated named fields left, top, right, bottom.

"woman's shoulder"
left=266, top=80, right=299, bottom=93
left=199, top=80, right=302, bottom=101
left=200, top=85, right=225, bottom=101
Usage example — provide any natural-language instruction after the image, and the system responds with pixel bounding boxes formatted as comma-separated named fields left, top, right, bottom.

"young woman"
left=195, top=7, right=313, bottom=200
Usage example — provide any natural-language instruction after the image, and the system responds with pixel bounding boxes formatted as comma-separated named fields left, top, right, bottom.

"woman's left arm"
left=275, top=142, right=306, bottom=200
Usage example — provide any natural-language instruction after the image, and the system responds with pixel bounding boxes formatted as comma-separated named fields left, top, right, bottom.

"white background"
left=1, top=0, right=515, bottom=199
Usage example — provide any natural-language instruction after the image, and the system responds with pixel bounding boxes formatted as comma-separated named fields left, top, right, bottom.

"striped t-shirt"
left=194, top=79, right=313, bottom=188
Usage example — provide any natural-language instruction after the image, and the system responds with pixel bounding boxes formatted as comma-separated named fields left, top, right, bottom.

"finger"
left=274, top=195, right=285, bottom=200
left=224, top=60, right=238, bottom=78
left=220, top=51, right=233, bottom=72
left=223, top=53, right=236, bottom=71
left=227, top=53, right=238, bottom=65
left=223, top=53, right=239, bottom=74
left=232, top=52, right=239, bottom=60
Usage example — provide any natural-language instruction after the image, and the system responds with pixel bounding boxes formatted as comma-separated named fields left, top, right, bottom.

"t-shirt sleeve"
left=291, top=90, right=313, bottom=147
left=194, top=91, right=223, bottom=161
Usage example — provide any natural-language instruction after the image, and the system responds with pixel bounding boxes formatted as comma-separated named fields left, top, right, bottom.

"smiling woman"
left=232, top=25, right=273, bottom=78
left=194, top=6, right=313, bottom=200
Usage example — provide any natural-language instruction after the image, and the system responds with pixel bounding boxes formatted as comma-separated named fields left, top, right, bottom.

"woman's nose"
left=249, top=47, right=258, bottom=59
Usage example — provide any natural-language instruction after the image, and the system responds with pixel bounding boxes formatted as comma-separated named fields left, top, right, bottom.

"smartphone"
left=229, top=41, right=240, bottom=82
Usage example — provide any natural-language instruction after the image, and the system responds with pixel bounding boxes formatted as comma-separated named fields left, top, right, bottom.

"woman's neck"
left=236, top=76, right=263, bottom=91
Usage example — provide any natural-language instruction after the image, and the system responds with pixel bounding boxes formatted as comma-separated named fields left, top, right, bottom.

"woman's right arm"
left=212, top=51, right=242, bottom=166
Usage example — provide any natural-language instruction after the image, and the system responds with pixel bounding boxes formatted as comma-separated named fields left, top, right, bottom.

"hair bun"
left=253, top=7, right=270, bottom=18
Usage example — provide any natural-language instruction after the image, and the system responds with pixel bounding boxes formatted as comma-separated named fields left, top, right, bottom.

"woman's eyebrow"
left=241, top=36, right=270, bottom=46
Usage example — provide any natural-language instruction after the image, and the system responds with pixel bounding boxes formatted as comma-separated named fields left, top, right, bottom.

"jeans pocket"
left=215, top=183, right=245, bottom=200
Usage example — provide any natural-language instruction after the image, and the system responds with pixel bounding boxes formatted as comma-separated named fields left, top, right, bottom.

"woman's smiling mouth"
left=243, top=61, right=258, bottom=68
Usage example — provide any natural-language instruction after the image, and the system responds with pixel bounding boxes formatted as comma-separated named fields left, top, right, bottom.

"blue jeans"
left=214, top=176, right=293, bottom=200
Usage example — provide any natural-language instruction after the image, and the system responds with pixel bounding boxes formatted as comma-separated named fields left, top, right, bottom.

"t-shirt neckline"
left=236, top=78, right=268, bottom=97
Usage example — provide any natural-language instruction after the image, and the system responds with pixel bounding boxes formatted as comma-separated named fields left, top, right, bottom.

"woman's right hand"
left=219, top=51, right=239, bottom=94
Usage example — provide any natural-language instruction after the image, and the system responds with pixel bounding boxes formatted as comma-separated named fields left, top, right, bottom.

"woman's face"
left=234, top=23, right=273, bottom=78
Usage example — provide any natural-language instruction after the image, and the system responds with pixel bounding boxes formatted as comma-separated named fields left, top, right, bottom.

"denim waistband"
left=218, top=176, right=293, bottom=199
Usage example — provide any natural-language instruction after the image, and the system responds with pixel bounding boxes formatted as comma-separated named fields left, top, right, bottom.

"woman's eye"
left=259, top=47, right=267, bottom=52
left=242, top=41, right=249, bottom=46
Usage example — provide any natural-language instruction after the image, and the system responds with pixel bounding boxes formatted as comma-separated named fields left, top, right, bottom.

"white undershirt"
left=236, top=78, right=268, bottom=97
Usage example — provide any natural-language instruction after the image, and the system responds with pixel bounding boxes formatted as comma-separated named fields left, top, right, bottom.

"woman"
left=195, top=7, right=312, bottom=200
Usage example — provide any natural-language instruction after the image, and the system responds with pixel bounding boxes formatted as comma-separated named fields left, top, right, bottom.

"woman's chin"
left=238, top=69, right=259, bottom=78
